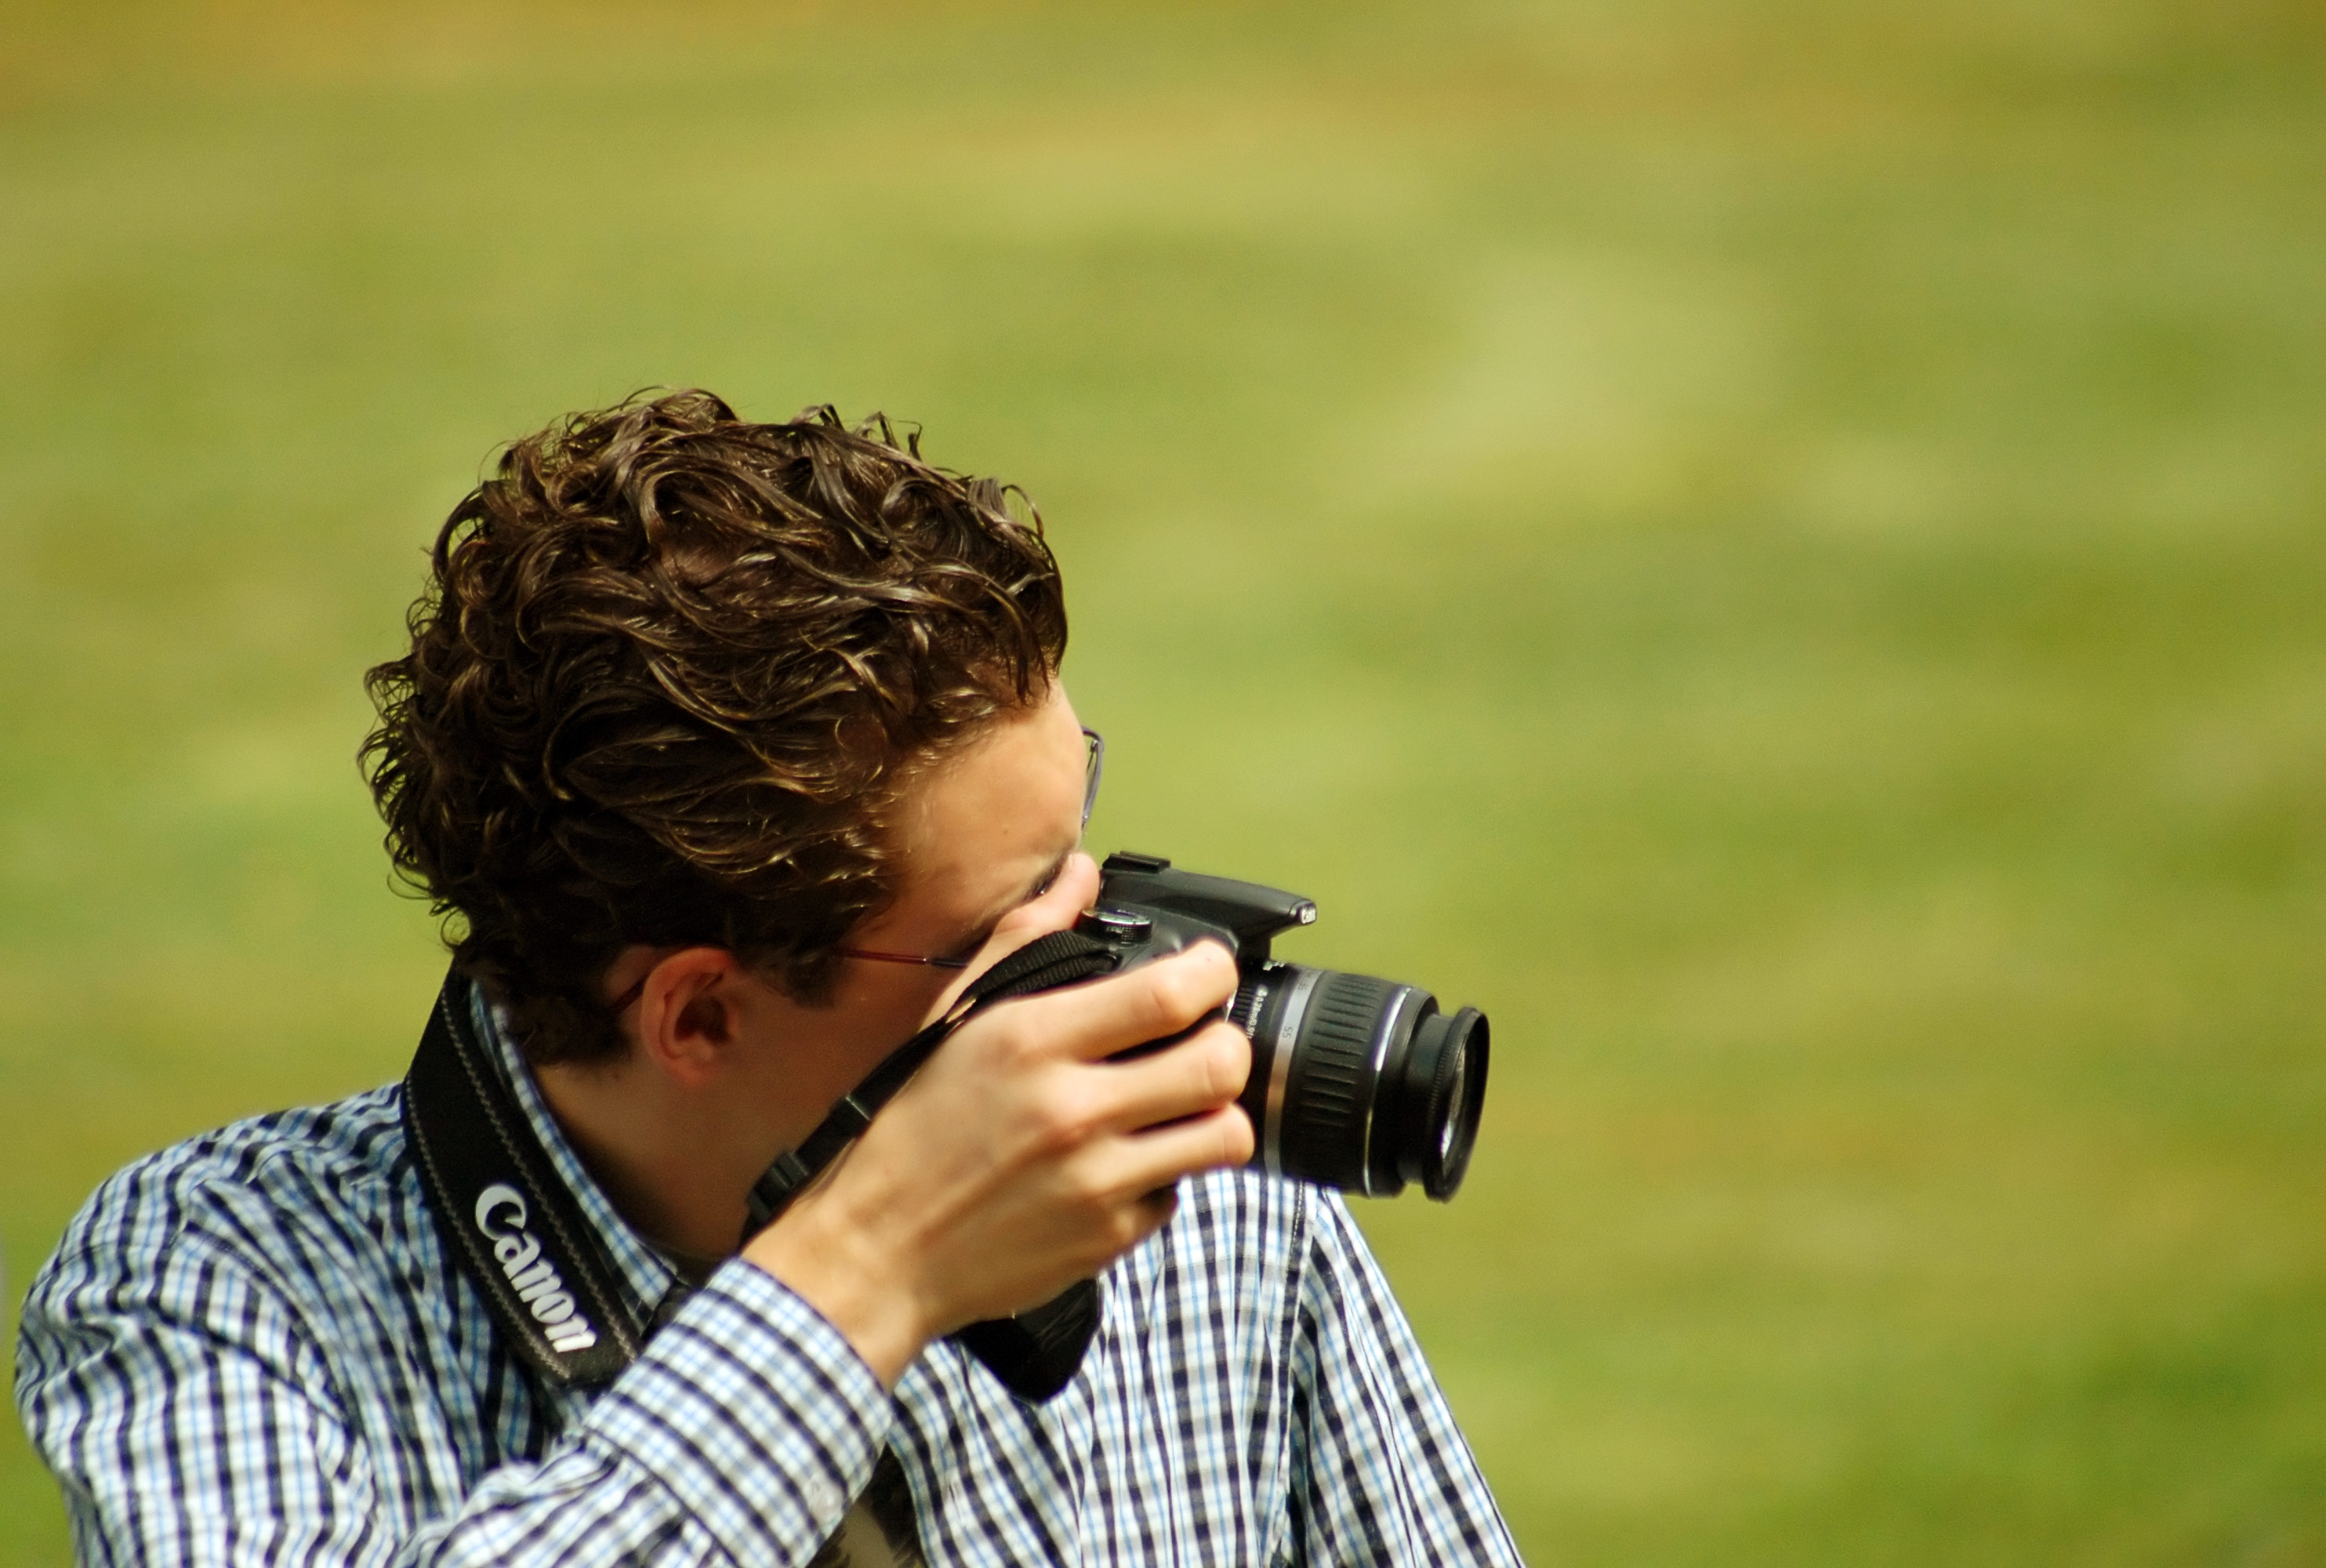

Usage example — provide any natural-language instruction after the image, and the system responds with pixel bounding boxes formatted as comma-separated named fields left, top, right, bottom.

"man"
left=17, top=392, right=1520, bottom=1565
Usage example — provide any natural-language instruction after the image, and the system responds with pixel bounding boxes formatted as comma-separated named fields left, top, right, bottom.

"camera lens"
left=1228, top=963, right=1490, bottom=1201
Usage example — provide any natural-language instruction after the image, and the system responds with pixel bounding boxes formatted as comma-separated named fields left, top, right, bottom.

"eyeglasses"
left=1080, top=725, right=1105, bottom=829
left=835, top=727, right=1104, bottom=973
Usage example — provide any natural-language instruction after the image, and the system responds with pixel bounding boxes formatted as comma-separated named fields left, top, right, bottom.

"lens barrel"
left=1229, top=961, right=1490, bottom=1201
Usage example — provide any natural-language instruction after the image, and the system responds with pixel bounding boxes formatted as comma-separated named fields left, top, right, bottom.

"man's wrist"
left=741, top=1196, right=934, bottom=1389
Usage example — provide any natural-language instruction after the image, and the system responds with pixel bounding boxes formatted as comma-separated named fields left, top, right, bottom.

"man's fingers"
left=1007, top=941, right=1239, bottom=1063
left=1087, top=1021, right=1251, bottom=1134
left=1083, top=1105, right=1255, bottom=1200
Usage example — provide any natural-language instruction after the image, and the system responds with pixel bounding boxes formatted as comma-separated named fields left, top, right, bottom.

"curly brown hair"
left=361, top=390, right=1068, bottom=1065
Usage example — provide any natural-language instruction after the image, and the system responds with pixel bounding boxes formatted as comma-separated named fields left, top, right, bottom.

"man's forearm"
left=409, top=1265, right=893, bottom=1568
left=23, top=1243, right=891, bottom=1568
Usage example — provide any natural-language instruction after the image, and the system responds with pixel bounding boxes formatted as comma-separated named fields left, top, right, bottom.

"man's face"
left=724, top=681, right=1094, bottom=1126
left=852, top=679, right=1092, bottom=1018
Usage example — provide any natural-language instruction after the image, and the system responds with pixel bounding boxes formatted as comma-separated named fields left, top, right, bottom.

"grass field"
left=4, top=2, right=2324, bottom=1560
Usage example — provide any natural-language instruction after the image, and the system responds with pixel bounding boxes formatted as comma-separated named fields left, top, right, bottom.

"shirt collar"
left=466, top=985, right=682, bottom=1321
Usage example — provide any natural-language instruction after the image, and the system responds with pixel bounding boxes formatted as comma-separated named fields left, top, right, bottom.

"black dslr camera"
left=735, top=849, right=1494, bottom=1398
left=1082, top=852, right=1490, bottom=1202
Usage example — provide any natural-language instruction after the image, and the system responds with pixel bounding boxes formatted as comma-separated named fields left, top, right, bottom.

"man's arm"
left=17, top=884, right=1251, bottom=1566
left=18, top=1221, right=888, bottom=1567
left=1285, top=1192, right=1525, bottom=1566
left=746, top=872, right=1254, bottom=1386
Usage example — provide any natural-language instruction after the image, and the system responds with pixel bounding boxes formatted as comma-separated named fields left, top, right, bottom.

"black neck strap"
left=401, top=978, right=645, bottom=1387
left=403, top=931, right=1121, bottom=1400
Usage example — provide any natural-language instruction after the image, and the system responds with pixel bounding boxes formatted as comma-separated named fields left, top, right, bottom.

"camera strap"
left=403, top=930, right=1122, bottom=1401
left=402, top=976, right=646, bottom=1388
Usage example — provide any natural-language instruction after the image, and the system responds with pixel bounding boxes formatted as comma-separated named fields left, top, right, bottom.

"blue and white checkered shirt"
left=16, top=989, right=1519, bottom=1566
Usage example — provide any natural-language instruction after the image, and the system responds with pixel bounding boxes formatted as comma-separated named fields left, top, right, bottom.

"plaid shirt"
left=16, top=988, right=1520, bottom=1566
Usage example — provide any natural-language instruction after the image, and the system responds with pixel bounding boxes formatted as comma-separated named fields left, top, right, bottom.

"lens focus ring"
left=1278, top=971, right=1399, bottom=1191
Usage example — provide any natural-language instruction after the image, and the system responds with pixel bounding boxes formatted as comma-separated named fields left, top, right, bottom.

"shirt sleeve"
left=16, top=1221, right=889, bottom=1568
left=1283, top=1191, right=1525, bottom=1566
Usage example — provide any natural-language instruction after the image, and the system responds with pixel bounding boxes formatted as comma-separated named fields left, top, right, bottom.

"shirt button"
left=804, top=1478, right=839, bottom=1515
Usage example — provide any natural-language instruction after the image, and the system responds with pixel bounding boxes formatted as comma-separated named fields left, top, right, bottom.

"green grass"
left=4, top=2, right=2323, bottom=1560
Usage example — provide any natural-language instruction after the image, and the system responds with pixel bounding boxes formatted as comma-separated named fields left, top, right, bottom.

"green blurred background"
left=4, top=1, right=2323, bottom=1560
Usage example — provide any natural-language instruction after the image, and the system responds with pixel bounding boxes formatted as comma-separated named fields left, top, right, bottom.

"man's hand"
left=743, top=854, right=1255, bottom=1386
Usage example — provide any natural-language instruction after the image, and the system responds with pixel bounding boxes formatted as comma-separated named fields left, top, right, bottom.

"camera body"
left=1080, top=851, right=1490, bottom=1202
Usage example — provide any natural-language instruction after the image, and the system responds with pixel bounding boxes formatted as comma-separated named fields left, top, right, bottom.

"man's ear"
left=633, top=947, right=745, bottom=1090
